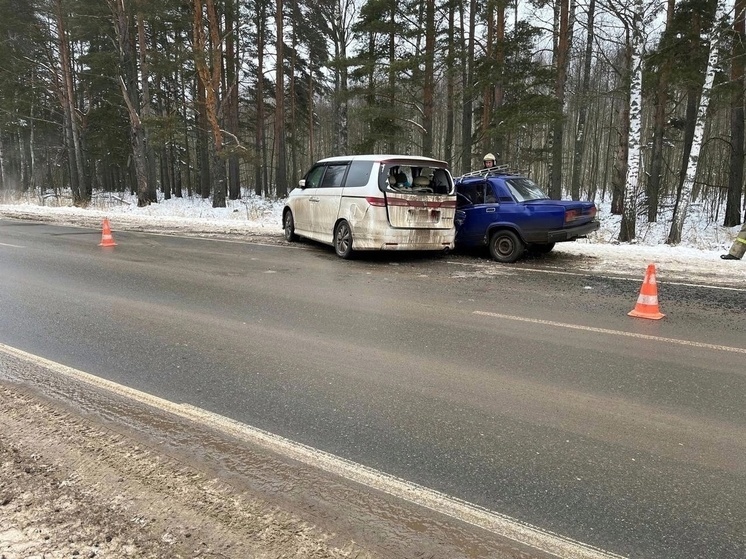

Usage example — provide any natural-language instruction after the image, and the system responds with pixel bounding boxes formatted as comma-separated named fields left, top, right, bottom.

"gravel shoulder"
left=0, top=354, right=543, bottom=559
left=0, top=384, right=359, bottom=559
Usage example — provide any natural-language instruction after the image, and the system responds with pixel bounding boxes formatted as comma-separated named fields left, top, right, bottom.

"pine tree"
left=0, top=0, right=39, bottom=192
left=668, top=0, right=729, bottom=244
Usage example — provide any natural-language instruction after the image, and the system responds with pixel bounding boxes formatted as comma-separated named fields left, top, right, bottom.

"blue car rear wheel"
left=489, top=230, right=524, bottom=263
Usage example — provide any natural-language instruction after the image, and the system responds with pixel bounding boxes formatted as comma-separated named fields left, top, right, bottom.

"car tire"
left=334, top=220, right=354, bottom=259
left=489, top=230, right=524, bottom=263
left=528, top=242, right=555, bottom=255
left=283, top=211, right=298, bottom=242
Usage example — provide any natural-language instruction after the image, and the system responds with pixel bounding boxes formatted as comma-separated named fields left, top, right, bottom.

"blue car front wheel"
left=489, top=230, right=524, bottom=263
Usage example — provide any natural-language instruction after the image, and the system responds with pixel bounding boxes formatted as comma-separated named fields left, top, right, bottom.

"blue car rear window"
left=505, top=178, right=550, bottom=202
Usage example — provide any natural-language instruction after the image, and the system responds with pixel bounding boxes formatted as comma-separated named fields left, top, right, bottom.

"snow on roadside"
left=1, top=191, right=744, bottom=286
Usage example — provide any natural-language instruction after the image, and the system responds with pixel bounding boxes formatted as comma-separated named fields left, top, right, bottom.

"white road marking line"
left=0, top=242, right=24, bottom=248
left=0, top=342, right=626, bottom=559
left=473, top=311, right=746, bottom=354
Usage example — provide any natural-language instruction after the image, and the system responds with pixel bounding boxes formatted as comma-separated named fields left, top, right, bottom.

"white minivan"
left=282, top=155, right=457, bottom=258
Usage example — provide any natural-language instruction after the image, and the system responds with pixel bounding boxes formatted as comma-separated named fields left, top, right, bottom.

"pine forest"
left=0, top=0, right=744, bottom=242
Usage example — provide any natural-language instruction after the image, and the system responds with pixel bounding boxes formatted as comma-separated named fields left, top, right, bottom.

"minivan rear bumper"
left=350, top=225, right=455, bottom=251
left=354, top=231, right=456, bottom=251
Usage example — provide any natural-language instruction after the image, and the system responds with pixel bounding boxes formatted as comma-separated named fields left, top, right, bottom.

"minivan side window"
left=344, top=161, right=374, bottom=188
left=320, top=163, right=348, bottom=187
left=305, top=166, right=325, bottom=188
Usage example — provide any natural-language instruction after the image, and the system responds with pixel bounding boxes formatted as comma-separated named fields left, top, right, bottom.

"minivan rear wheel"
left=283, top=211, right=298, bottom=242
left=489, top=230, right=524, bottom=263
left=334, top=221, right=354, bottom=259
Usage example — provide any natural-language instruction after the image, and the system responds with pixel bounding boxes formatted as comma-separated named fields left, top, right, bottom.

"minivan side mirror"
left=299, top=179, right=306, bottom=189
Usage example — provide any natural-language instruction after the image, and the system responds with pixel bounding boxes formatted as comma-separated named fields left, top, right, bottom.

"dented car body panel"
left=283, top=155, right=457, bottom=257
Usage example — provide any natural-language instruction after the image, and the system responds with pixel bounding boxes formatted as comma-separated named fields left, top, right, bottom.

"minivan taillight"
left=366, top=196, right=387, bottom=207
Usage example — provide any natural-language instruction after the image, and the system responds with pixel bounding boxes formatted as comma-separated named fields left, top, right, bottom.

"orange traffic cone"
left=98, top=218, right=117, bottom=247
left=628, top=263, right=664, bottom=320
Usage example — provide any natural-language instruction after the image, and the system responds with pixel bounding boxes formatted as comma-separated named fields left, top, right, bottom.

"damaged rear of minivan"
left=283, top=155, right=457, bottom=259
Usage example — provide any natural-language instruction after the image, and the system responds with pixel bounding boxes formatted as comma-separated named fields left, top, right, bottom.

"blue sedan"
left=454, top=170, right=600, bottom=263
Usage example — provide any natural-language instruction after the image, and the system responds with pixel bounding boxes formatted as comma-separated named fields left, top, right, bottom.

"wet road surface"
left=1, top=219, right=745, bottom=558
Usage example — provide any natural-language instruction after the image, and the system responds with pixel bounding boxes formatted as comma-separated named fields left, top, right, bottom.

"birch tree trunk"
left=619, top=0, right=645, bottom=242
left=668, top=0, right=729, bottom=244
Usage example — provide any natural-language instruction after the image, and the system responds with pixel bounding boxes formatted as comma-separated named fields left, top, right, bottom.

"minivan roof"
left=316, top=154, right=449, bottom=167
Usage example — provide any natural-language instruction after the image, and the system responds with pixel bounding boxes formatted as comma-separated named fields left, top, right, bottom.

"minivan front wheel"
left=334, top=220, right=354, bottom=259
left=489, top=230, right=524, bottom=263
left=283, top=211, right=298, bottom=242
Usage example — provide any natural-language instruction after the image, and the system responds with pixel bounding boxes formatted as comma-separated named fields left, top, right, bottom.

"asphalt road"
left=1, top=219, right=745, bottom=559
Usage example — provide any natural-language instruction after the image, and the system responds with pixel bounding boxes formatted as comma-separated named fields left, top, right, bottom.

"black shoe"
left=720, top=254, right=740, bottom=260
